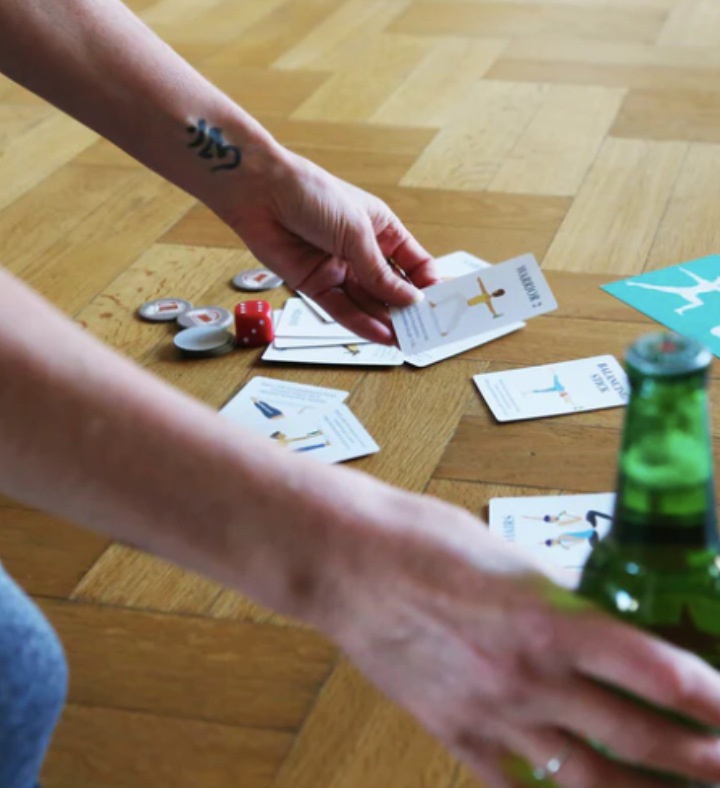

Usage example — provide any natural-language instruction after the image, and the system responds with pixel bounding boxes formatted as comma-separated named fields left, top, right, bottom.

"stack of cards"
left=474, top=355, right=630, bottom=422
left=489, top=493, right=615, bottom=584
left=221, top=377, right=379, bottom=464
left=262, top=252, right=538, bottom=368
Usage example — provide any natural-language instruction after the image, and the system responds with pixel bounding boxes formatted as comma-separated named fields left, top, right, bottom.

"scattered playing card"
left=276, top=298, right=360, bottom=341
left=221, top=377, right=378, bottom=463
left=221, top=376, right=348, bottom=432
left=474, top=355, right=629, bottom=422
left=274, top=336, right=371, bottom=349
left=489, top=493, right=615, bottom=584
left=391, top=253, right=556, bottom=356
left=261, top=404, right=379, bottom=464
left=263, top=341, right=404, bottom=366
left=603, top=255, right=720, bottom=359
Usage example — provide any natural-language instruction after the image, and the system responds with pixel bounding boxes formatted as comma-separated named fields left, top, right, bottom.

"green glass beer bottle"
left=576, top=331, right=720, bottom=785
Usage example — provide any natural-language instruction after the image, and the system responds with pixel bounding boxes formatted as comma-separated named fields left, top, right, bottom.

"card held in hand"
left=390, top=253, right=557, bottom=356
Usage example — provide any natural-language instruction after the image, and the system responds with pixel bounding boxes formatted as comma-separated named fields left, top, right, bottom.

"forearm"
left=0, top=0, right=280, bottom=218
left=0, top=267, right=387, bottom=623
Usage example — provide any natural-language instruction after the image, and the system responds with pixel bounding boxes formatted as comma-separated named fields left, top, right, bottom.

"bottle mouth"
left=626, top=332, right=712, bottom=377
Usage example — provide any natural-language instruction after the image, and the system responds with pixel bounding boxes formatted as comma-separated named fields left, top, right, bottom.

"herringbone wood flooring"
left=3, top=0, right=720, bottom=785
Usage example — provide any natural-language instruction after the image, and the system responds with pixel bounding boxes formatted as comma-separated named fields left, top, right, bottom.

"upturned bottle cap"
left=626, top=332, right=712, bottom=377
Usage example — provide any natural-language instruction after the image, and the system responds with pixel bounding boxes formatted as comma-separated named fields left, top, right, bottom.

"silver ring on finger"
left=533, top=742, right=575, bottom=781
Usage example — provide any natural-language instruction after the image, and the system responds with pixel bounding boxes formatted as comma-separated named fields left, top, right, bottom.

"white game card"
left=276, top=298, right=361, bottom=341
left=474, top=355, right=629, bottom=422
left=263, top=341, right=404, bottom=366
left=403, top=251, right=525, bottom=367
left=391, top=253, right=556, bottom=356
left=258, top=404, right=379, bottom=464
left=274, top=336, right=371, bottom=349
left=221, top=376, right=348, bottom=433
left=221, top=378, right=378, bottom=464
left=489, top=493, right=615, bottom=584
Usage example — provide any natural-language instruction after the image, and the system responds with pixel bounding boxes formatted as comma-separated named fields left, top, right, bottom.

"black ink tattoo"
left=186, top=119, right=242, bottom=172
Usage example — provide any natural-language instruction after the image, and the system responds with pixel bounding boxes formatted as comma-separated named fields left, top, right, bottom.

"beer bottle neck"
left=611, top=368, right=718, bottom=551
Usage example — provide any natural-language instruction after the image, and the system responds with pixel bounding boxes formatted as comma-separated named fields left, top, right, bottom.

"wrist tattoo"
left=186, top=119, right=242, bottom=173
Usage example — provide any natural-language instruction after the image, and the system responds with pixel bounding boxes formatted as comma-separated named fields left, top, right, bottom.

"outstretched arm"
left=0, top=0, right=436, bottom=343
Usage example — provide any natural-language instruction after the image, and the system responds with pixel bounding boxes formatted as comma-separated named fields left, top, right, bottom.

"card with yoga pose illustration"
left=390, top=253, right=557, bottom=356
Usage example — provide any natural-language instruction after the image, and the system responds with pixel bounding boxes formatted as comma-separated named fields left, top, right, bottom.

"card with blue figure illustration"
left=390, top=253, right=557, bottom=356
left=489, top=493, right=616, bottom=585
left=474, top=355, right=629, bottom=422
left=220, top=377, right=379, bottom=463
left=602, top=255, right=720, bottom=358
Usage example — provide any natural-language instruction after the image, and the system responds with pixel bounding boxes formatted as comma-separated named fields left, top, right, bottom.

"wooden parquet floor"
left=3, top=0, right=720, bottom=786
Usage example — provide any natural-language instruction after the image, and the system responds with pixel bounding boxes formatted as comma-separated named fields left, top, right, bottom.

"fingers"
left=311, top=287, right=394, bottom=345
left=378, top=226, right=440, bottom=290
left=504, top=728, right=677, bottom=788
left=546, top=675, right=720, bottom=784
left=558, top=611, right=720, bottom=730
left=344, top=218, right=424, bottom=307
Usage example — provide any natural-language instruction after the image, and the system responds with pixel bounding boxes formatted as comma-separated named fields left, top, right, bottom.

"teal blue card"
left=602, top=255, right=720, bottom=359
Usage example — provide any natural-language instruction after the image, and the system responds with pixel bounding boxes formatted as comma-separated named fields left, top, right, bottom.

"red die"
left=234, top=300, right=274, bottom=347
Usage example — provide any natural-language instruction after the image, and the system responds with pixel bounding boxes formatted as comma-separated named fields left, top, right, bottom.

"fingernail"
left=412, top=290, right=425, bottom=304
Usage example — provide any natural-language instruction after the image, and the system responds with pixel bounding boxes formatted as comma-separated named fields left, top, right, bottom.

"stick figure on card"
left=429, top=277, right=506, bottom=336
left=626, top=268, right=720, bottom=315
left=270, top=429, right=330, bottom=453
left=523, top=373, right=581, bottom=411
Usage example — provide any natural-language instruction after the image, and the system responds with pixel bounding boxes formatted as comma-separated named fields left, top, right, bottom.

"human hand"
left=218, top=145, right=439, bottom=344
left=316, top=488, right=720, bottom=787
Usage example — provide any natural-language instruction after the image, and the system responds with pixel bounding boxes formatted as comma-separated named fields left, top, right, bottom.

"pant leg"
left=0, top=560, right=68, bottom=788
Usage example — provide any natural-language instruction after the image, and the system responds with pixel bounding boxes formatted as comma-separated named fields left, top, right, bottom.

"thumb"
left=344, top=220, right=424, bottom=307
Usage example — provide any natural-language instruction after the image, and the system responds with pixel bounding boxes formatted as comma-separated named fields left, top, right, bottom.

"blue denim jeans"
left=0, top=560, right=68, bottom=788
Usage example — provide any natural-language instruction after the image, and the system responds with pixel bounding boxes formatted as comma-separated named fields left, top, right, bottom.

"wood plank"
left=152, top=0, right=289, bottom=45
left=0, top=510, right=109, bottom=598
left=0, top=165, right=136, bottom=277
left=40, top=598, right=336, bottom=729
left=71, top=545, right=225, bottom=615
left=612, top=89, right=720, bottom=145
left=407, top=223, right=561, bottom=267
left=43, top=704, right=293, bottom=788
left=401, top=80, right=550, bottom=191
left=489, top=58, right=720, bottom=93
left=370, top=38, right=508, bottom=128
left=488, top=85, right=625, bottom=196
left=657, top=0, right=720, bottom=46
left=389, top=2, right=666, bottom=42
left=284, top=145, right=417, bottom=186
left=72, top=244, right=242, bottom=359
left=23, top=176, right=195, bottom=316
left=372, top=185, right=571, bottom=232
left=646, top=143, right=720, bottom=272
left=292, top=34, right=433, bottom=123
left=436, top=413, right=622, bottom=491
left=269, top=660, right=457, bottom=788
left=0, top=113, right=97, bottom=212
left=195, top=0, right=346, bottom=69
left=273, top=0, right=411, bottom=71
left=0, top=104, right=50, bottom=152
left=160, top=203, right=243, bottom=248
left=192, top=65, right=331, bottom=119
left=348, top=360, right=487, bottom=490
left=542, top=137, right=687, bottom=275
left=543, top=270, right=655, bottom=324
left=259, top=116, right=437, bottom=156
